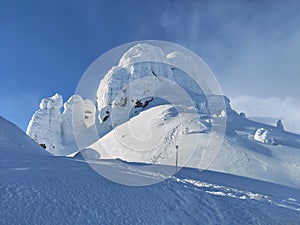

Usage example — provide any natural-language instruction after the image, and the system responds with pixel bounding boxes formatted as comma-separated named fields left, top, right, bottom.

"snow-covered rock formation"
left=26, top=94, right=95, bottom=155
left=254, top=128, right=275, bottom=145
left=96, top=43, right=231, bottom=135
left=24, top=42, right=300, bottom=189
left=27, top=43, right=234, bottom=155
left=26, top=93, right=63, bottom=152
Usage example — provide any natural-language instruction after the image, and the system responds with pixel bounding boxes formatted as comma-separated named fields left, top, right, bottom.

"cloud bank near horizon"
left=231, top=95, right=300, bottom=134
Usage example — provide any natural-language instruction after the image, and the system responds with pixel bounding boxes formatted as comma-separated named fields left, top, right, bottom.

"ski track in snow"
left=171, top=177, right=300, bottom=213
left=1, top=156, right=300, bottom=225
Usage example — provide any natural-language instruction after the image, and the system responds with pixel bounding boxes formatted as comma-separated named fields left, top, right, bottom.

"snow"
left=1, top=138, right=299, bottom=224
left=26, top=93, right=63, bottom=153
left=0, top=116, right=49, bottom=158
left=118, top=43, right=167, bottom=67
left=26, top=94, right=96, bottom=156
left=1, top=101, right=300, bottom=224
left=13, top=42, right=300, bottom=223
left=26, top=43, right=231, bottom=155
left=87, top=103, right=300, bottom=188
left=254, top=128, right=275, bottom=145
left=24, top=43, right=300, bottom=188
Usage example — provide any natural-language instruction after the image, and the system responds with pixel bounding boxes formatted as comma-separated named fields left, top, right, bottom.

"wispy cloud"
left=155, top=1, right=300, bottom=134
left=158, top=0, right=300, bottom=98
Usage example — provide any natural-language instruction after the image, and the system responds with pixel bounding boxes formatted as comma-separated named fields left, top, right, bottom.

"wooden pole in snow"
left=175, top=145, right=179, bottom=173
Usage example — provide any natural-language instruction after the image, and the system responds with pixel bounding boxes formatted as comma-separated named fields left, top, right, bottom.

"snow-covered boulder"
left=254, top=128, right=275, bottom=145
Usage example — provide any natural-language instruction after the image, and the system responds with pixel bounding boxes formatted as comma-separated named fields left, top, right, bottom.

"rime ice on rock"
left=27, top=94, right=96, bottom=155
left=27, top=43, right=233, bottom=155
left=254, top=128, right=275, bottom=145
left=26, top=93, right=63, bottom=153
left=95, top=43, right=231, bottom=136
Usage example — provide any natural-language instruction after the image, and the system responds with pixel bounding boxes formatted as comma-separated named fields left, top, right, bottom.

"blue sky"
left=1, top=0, right=300, bottom=132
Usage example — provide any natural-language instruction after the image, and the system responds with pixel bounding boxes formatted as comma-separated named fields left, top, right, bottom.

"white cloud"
left=231, top=96, right=300, bottom=134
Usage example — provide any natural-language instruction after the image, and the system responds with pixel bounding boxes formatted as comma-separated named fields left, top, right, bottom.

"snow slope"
left=0, top=147, right=299, bottom=224
left=88, top=103, right=300, bottom=188
left=0, top=116, right=49, bottom=159
left=1, top=115, right=300, bottom=224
